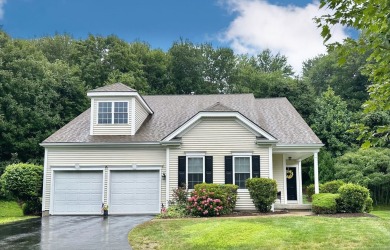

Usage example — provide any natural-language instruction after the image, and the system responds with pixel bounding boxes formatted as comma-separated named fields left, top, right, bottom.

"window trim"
left=97, top=101, right=129, bottom=125
left=233, top=155, right=252, bottom=189
left=186, top=155, right=205, bottom=190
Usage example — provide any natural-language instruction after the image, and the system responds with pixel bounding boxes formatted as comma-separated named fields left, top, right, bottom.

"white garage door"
left=52, top=171, right=103, bottom=214
left=110, top=170, right=160, bottom=214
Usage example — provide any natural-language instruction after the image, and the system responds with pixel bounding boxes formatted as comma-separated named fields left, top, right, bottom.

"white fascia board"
left=273, top=144, right=324, bottom=152
left=87, top=92, right=153, bottom=114
left=40, top=142, right=162, bottom=148
left=162, top=111, right=276, bottom=142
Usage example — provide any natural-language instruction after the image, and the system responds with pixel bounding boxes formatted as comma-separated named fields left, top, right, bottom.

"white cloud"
left=219, top=0, right=348, bottom=73
left=0, top=0, right=7, bottom=19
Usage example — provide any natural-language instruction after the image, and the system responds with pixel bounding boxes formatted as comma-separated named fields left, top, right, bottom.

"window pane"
left=113, top=102, right=128, bottom=124
left=188, top=157, right=203, bottom=189
left=235, top=173, right=250, bottom=189
left=188, top=173, right=203, bottom=189
left=234, top=157, right=250, bottom=173
left=188, top=158, right=203, bottom=173
left=98, top=102, right=112, bottom=124
left=114, top=113, right=128, bottom=124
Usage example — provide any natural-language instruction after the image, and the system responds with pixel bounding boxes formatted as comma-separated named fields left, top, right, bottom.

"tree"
left=316, top=0, right=390, bottom=147
left=0, top=31, right=87, bottom=163
left=302, top=45, right=371, bottom=111
left=309, top=87, right=356, bottom=156
left=167, top=40, right=209, bottom=94
left=252, top=49, right=294, bottom=77
left=202, top=44, right=236, bottom=93
left=335, top=148, right=390, bottom=205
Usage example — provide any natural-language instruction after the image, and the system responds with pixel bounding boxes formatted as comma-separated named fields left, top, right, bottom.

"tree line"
left=0, top=26, right=388, bottom=203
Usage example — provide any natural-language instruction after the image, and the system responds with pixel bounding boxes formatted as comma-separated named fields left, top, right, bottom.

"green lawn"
left=0, top=200, right=36, bottom=225
left=129, top=208, right=390, bottom=250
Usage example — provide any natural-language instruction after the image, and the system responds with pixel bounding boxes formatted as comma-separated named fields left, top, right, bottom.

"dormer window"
left=98, top=101, right=128, bottom=124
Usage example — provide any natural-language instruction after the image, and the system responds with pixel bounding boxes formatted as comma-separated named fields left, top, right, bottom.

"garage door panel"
left=110, top=171, right=159, bottom=214
left=52, top=171, right=103, bottom=214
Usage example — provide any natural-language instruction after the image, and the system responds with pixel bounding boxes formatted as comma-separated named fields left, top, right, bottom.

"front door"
left=286, top=167, right=297, bottom=200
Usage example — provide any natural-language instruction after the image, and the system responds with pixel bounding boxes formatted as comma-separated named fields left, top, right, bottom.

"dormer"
left=87, top=83, right=153, bottom=136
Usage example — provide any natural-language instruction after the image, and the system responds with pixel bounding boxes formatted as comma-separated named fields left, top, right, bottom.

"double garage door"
left=52, top=170, right=159, bottom=215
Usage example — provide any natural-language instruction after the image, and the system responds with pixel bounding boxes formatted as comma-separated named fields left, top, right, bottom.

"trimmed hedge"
left=338, top=183, right=370, bottom=213
left=312, top=193, right=340, bottom=214
left=306, top=180, right=345, bottom=200
left=321, top=180, right=345, bottom=194
left=246, top=178, right=277, bottom=212
left=0, top=163, right=43, bottom=215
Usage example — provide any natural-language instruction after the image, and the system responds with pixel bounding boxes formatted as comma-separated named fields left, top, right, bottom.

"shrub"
left=219, top=184, right=238, bottom=213
left=187, top=189, right=224, bottom=216
left=0, top=163, right=43, bottom=202
left=157, top=204, right=188, bottom=219
left=194, top=183, right=238, bottom=214
left=337, top=183, right=370, bottom=213
left=306, top=184, right=315, bottom=200
left=321, top=180, right=345, bottom=194
left=171, top=186, right=189, bottom=206
left=22, top=198, right=42, bottom=215
left=246, top=178, right=277, bottom=212
left=364, top=197, right=373, bottom=213
left=312, top=193, right=339, bottom=214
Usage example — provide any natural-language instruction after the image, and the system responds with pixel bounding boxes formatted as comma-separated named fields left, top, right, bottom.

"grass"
left=129, top=207, right=390, bottom=250
left=0, top=200, right=36, bottom=225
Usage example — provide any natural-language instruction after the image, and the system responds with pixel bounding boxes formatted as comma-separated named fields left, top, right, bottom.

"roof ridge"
left=203, top=102, right=236, bottom=112
left=88, top=82, right=137, bottom=92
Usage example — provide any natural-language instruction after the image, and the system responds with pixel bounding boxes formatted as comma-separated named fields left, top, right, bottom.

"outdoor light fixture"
left=162, top=172, right=166, bottom=179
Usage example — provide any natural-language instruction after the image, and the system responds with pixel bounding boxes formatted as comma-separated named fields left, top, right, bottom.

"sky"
left=0, top=0, right=350, bottom=73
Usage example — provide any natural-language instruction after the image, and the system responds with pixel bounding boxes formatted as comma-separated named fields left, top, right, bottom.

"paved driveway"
left=0, top=215, right=153, bottom=250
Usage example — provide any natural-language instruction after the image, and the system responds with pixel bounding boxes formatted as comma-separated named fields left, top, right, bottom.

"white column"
left=268, top=147, right=273, bottom=179
left=42, top=148, right=48, bottom=212
left=165, top=147, right=170, bottom=207
left=269, top=147, right=274, bottom=211
left=298, top=159, right=302, bottom=204
left=314, top=152, right=319, bottom=194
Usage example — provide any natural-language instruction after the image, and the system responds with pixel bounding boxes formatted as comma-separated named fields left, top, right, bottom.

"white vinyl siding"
left=44, top=147, right=166, bottom=212
left=169, top=118, right=269, bottom=210
left=134, top=98, right=149, bottom=133
left=92, top=97, right=132, bottom=135
left=273, top=154, right=285, bottom=203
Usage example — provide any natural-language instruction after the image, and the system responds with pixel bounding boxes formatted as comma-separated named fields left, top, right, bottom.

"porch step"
left=274, top=204, right=312, bottom=210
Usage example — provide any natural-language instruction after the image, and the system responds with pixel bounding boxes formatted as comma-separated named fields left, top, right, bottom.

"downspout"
left=42, top=148, right=48, bottom=214
left=165, top=147, right=170, bottom=207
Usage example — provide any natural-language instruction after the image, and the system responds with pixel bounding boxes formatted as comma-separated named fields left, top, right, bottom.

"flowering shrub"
left=171, top=186, right=189, bottom=206
left=187, top=189, right=224, bottom=217
left=194, top=183, right=238, bottom=214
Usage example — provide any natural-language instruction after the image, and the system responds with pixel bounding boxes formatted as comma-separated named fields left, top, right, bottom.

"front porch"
left=271, top=145, right=320, bottom=208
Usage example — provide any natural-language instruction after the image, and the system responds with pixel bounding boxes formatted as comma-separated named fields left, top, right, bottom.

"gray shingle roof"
left=88, top=83, right=137, bottom=92
left=43, top=94, right=322, bottom=144
left=203, top=102, right=237, bottom=112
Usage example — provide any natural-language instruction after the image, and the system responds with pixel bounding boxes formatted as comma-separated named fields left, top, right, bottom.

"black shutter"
left=205, top=156, right=213, bottom=183
left=225, top=156, right=233, bottom=184
left=178, top=156, right=186, bottom=187
left=252, top=155, right=260, bottom=178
